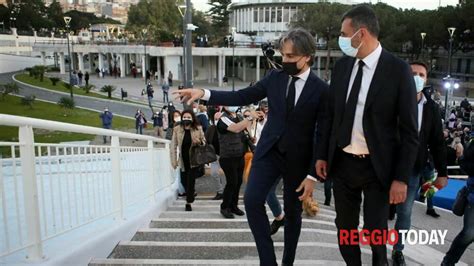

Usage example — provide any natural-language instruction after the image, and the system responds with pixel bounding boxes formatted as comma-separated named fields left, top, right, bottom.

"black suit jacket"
left=316, top=49, right=419, bottom=187
left=415, top=96, right=447, bottom=177
left=208, top=69, right=328, bottom=179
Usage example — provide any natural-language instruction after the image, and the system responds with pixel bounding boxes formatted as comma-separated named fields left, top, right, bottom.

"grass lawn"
left=15, top=73, right=111, bottom=99
left=0, top=95, right=134, bottom=157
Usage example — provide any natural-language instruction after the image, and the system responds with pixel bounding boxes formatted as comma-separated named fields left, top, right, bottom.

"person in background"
left=168, top=70, right=173, bottom=86
left=152, top=111, right=164, bottom=138
left=448, top=110, right=457, bottom=129
left=77, top=70, right=83, bottom=86
left=206, top=110, right=224, bottom=200
left=135, top=109, right=147, bottom=135
left=99, top=107, right=113, bottom=144
left=166, top=110, right=182, bottom=140
left=196, top=104, right=209, bottom=133
left=84, top=71, right=90, bottom=86
left=146, top=82, right=154, bottom=112
left=162, top=80, right=170, bottom=103
left=170, top=110, right=206, bottom=211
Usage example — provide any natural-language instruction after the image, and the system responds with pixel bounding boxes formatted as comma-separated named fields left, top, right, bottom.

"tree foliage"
left=208, top=0, right=231, bottom=44
left=1, top=82, right=20, bottom=100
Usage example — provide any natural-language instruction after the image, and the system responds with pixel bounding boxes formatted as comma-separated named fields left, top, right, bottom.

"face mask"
left=174, top=117, right=181, bottom=122
left=193, top=108, right=198, bottom=113
left=227, top=106, right=239, bottom=113
left=282, top=57, right=304, bottom=76
left=413, top=75, right=425, bottom=93
left=338, top=29, right=362, bottom=57
left=182, top=119, right=192, bottom=126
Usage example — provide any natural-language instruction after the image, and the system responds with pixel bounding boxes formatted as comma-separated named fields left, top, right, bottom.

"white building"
left=229, top=0, right=353, bottom=41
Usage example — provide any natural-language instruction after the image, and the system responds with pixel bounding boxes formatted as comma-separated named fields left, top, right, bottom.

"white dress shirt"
left=417, top=93, right=427, bottom=133
left=202, top=67, right=318, bottom=182
left=342, top=44, right=382, bottom=155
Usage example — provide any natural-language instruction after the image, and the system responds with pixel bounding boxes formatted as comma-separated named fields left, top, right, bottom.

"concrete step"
left=149, top=218, right=336, bottom=231
left=108, top=241, right=376, bottom=262
left=158, top=211, right=335, bottom=222
left=167, top=204, right=336, bottom=216
left=89, top=258, right=346, bottom=265
left=131, top=228, right=337, bottom=243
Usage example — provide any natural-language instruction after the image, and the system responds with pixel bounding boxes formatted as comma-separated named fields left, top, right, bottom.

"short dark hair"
left=181, top=109, right=200, bottom=129
left=279, top=28, right=316, bottom=66
left=409, top=61, right=429, bottom=74
left=342, top=5, right=380, bottom=37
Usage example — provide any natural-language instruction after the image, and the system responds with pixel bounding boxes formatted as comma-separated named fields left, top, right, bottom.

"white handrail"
left=0, top=114, right=169, bottom=143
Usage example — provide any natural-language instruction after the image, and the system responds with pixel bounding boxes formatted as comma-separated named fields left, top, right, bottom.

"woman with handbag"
left=217, top=106, right=259, bottom=218
left=170, top=110, right=206, bottom=211
left=442, top=139, right=474, bottom=265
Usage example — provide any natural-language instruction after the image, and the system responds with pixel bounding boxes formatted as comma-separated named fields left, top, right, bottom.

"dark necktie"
left=286, top=76, right=299, bottom=114
left=337, top=60, right=365, bottom=148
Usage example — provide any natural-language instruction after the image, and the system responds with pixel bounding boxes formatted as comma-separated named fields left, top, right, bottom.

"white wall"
left=0, top=54, right=54, bottom=74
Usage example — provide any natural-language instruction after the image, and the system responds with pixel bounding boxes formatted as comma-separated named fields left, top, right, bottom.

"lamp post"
left=142, top=28, right=147, bottom=85
left=178, top=3, right=187, bottom=89
left=420, top=32, right=426, bottom=58
left=64, top=16, right=73, bottom=98
left=231, top=27, right=236, bottom=92
left=443, top=27, right=456, bottom=122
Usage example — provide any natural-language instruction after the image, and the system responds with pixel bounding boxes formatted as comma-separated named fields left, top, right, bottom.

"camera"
left=261, top=42, right=275, bottom=59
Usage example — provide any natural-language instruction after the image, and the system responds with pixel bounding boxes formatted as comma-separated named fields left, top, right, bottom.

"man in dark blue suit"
left=175, top=28, right=329, bottom=265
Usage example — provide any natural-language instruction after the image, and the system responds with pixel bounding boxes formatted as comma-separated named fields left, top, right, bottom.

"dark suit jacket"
left=415, top=96, right=447, bottom=177
left=208, top=69, right=328, bottom=179
left=316, top=49, right=419, bottom=187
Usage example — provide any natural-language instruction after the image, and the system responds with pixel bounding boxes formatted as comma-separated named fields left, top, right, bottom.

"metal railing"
left=0, top=114, right=175, bottom=260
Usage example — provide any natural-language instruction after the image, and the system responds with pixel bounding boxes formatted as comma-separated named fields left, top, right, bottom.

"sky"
left=192, top=0, right=460, bottom=12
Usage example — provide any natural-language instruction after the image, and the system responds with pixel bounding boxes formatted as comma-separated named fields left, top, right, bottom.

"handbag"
left=190, top=142, right=217, bottom=166
left=452, top=186, right=468, bottom=216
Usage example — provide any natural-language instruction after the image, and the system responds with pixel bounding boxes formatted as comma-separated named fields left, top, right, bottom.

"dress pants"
left=332, top=149, right=389, bottom=266
left=220, top=156, right=244, bottom=210
left=244, top=146, right=305, bottom=266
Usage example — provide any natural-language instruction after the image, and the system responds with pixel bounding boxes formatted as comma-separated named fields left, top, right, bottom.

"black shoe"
left=392, top=250, right=406, bottom=266
left=213, top=193, right=223, bottom=200
left=185, top=204, right=192, bottom=211
left=270, top=217, right=285, bottom=235
left=324, top=200, right=330, bottom=206
left=426, top=208, right=440, bottom=218
left=231, top=207, right=245, bottom=216
left=220, top=208, right=235, bottom=219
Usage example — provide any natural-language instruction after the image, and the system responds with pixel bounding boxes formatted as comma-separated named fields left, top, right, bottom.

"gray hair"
left=278, top=28, right=316, bottom=65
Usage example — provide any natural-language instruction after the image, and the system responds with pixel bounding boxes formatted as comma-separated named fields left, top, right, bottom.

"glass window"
left=277, top=7, right=282, bottom=22
left=259, top=7, right=264, bottom=22
left=271, top=8, right=276, bottom=23
left=265, top=7, right=270, bottom=23
left=283, top=6, right=289, bottom=22
left=254, top=8, right=258, bottom=22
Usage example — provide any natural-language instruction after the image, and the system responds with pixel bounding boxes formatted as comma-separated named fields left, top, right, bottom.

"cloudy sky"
left=192, top=0, right=459, bottom=12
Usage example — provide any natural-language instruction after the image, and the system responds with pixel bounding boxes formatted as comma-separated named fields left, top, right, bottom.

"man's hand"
left=316, top=160, right=328, bottom=180
left=296, top=178, right=315, bottom=201
left=389, top=180, right=407, bottom=204
left=433, top=176, right=448, bottom=189
left=172, top=88, right=204, bottom=105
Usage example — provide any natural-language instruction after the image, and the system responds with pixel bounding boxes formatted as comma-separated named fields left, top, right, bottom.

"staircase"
left=89, top=189, right=423, bottom=265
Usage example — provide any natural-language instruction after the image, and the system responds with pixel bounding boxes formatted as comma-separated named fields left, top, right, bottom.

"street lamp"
left=177, top=3, right=187, bottom=90
left=420, top=32, right=426, bottom=58
left=64, top=16, right=73, bottom=98
left=142, top=28, right=147, bottom=85
left=443, top=27, right=456, bottom=122
left=231, top=26, right=236, bottom=92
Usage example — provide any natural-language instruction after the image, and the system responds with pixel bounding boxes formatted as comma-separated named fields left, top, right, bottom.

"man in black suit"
left=315, top=6, right=419, bottom=266
left=391, top=61, right=448, bottom=266
left=175, top=29, right=329, bottom=265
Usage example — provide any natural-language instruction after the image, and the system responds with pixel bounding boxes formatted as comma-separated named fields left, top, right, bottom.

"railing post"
left=110, top=136, right=124, bottom=220
left=19, top=125, right=44, bottom=260
left=148, top=140, right=158, bottom=201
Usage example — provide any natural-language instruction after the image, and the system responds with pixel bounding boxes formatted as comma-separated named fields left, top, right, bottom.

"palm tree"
left=1, top=82, right=20, bottom=100
left=100, top=85, right=116, bottom=99
left=82, top=84, right=95, bottom=94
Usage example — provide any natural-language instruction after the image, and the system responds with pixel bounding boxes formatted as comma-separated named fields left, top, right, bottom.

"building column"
left=59, top=52, right=65, bottom=74
left=70, top=52, right=75, bottom=72
left=119, top=53, right=126, bottom=78
left=88, top=53, right=93, bottom=72
left=142, top=55, right=146, bottom=78
left=98, top=53, right=104, bottom=72
left=256, top=55, right=260, bottom=81
left=218, top=55, right=223, bottom=87
left=40, top=52, right=46, bottom=66
left=207, top=56, right=212, bottom=83
left=78, top=52, right=84, bottom=71
left=317, top=56, right=321, bottom=78
left=156, top=57, right=161, bottom=82
left=242, top=57, right=247, bottom=82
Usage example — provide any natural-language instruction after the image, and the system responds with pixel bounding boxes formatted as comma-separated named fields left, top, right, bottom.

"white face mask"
left=174, top=117, right=181, bottom=122
left=338, top=29, right=363, bottom=57
left=413, top=75, right=425, bottom=93
left=227, top=106, right=239, bottom=113
left=193, top=108, right=198, bottom=113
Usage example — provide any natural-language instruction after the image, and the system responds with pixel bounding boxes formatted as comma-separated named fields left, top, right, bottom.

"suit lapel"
left=336, top=57, right=356, bottom=114
left=294, top=72, right=317, bottom=109
left=364, top=49, right=388, bottom=111
left=281, top=74, right=290, bottom=116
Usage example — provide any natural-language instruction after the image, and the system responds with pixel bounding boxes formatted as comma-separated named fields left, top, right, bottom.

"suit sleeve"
left=393, top=62, right=419, bottom=184
left=208, top=70, right=273, bottom=106
left=429, top=103, right=448, bottom=177
left=315, top=65, right=336, bottom=162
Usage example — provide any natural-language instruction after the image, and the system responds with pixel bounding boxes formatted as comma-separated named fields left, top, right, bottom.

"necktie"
left=286, top=76, right=299, bottom=114
left=337, top=60, right=365, bottom=148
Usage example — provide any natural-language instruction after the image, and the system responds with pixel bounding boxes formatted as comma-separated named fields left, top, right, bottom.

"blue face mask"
left=413, top=75, right=425, bottom=93
left=338, top=29, right=363, bottom=57
left=227, top=106, right=239, bottom=113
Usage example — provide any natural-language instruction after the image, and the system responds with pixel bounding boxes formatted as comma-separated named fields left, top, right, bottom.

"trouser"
left=442, top=202, right=474, bottom=265
left=332, top=149, right=389, bottom=266
left=163, top=91, right=169, bottom=103
left=136, top=125, right=143, bottom=135
left=219, top=156, right=244, bottom=210
left=324, top=178, right=333, bottom=203
left=182, top=167, right=198, bottom=203
left=244, top=147, right=305, bottom=265
left=102, top=124, right=111, bottom=143
left=266, top=176, right=283, bottom=218
left=211, top=159, right=225, bottom=193
left=155, top=126, right=164, bottom=138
